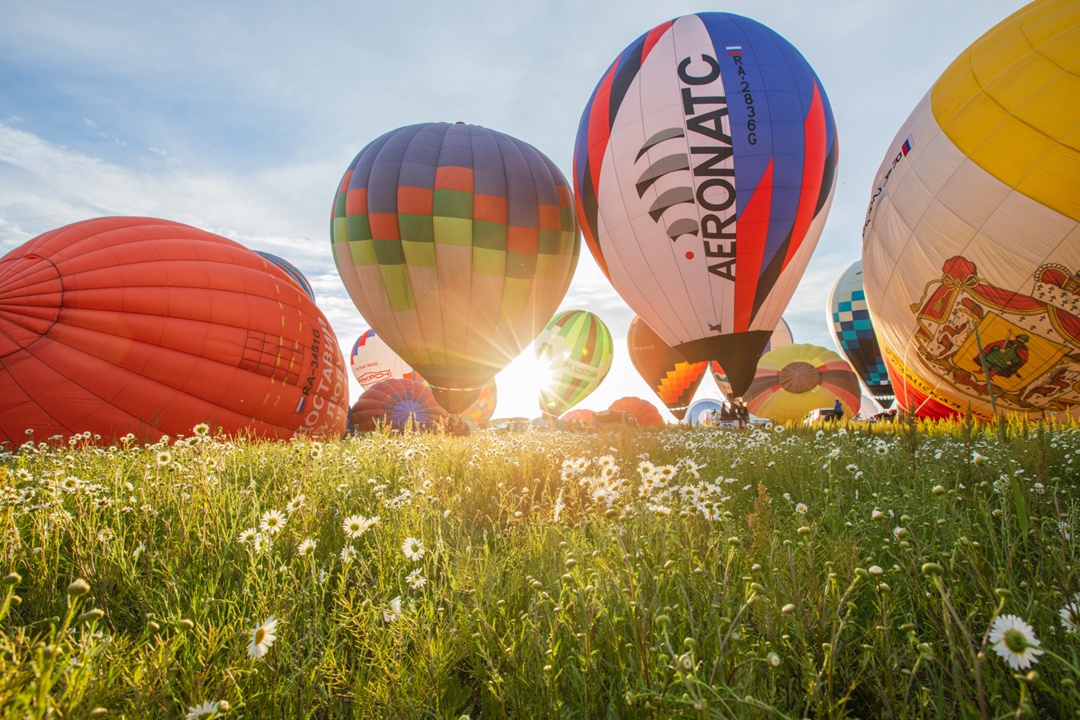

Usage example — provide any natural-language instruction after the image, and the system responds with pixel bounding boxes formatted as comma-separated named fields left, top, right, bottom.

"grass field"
left=1, top=416, right=1078, bottom=719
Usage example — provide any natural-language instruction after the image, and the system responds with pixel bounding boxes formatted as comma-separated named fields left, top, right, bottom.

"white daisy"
left=988, top=614, right=1043, bottom=670
left=247, top=616, right=278, bottom=659
left=1060, top=594, right=1080, bottom=634
left=259, top=510, right=286, bottom=536
left=297, top=539, right=317, bottom=556
left=382, top=596, right=403, bottom=623
left=185, top=700, right=221, bottom=720
left=795, top=503, right=808, bottom=514
left=343, top=514, right=379, bottom=538
left=402, top=537, right=425, bottom=561
left=406, top=568, right=427, bottom=590
left=238, top=528, right=258, bottom=544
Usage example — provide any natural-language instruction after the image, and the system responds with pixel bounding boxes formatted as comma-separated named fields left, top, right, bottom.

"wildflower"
left=297, top=539, right=317, bottom=556
left=406, top=568, right=427, bottom=590
left=285, top=494, right=306, bottom=514
left=1060, top=594, right=1080, bottom=633
left=192, top=423, right=210, bottom=437
left=971, top=451, right=987, bottom=466
left=781, top=603, right=796, bottom=614
left=238, top=528, right=258, bottom=544
left=988, top=614, right=1043, bottom=670
left=829, top=447, right=840, bottom=458
left=156, top=451, right=172, bottom=466
left=259, top=510, right=286, bottom=536
left=248, top=616, right=278, bottom=659
left=339, top=546, right=357, bottom=565
left=402, top=537, right=425, bottom=561
left=383, top=596, right=403, bottom=623
left=403, top=448, right=417, bottom=461
left=869, top=565, right=884, bottom=576
left=343, top=514, right=379, bottom=538
left=185, top=700, right=223, bottom=719
left=766, top=651, right=781, bottom=668
left=1060, top=521, right=1072, bottom=541
left=795, top=503, right=808, bottom=514
left=871, top=509, right=884, bottom=521
left=931, top=485, right=945, bottom=495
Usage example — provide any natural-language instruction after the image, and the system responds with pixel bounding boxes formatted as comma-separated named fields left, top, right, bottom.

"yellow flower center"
left=254, top=628, right=266, bottom=645
left=1003, top=628, right=1028, bottom=653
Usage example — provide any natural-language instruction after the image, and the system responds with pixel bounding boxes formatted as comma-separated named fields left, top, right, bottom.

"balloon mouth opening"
left=778, top=361, right=820, bottom=393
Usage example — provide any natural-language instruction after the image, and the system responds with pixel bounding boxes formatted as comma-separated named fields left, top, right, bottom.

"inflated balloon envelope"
left=574, top=12, right=838, bottom=400
left=861, top=0, right=1080, bottom=419
left=332, top=122, right=580, bottom=414
left=0, top=217, right=350, bottom=444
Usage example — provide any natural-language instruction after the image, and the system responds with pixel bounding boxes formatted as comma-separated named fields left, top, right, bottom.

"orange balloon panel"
left=0, top=217, right=349, bottom=445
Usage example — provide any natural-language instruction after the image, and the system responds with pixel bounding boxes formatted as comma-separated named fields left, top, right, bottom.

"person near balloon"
left=734, top=399, right=749, bottom=429
left=832, top=399, right=844, bottom=422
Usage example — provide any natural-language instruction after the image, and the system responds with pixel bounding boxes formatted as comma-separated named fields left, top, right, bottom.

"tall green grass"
left=0, top=417, right=1077, bottom=718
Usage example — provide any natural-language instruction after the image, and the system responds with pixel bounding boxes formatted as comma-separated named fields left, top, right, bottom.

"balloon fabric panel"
left=828, top=261, right=894, bottom=405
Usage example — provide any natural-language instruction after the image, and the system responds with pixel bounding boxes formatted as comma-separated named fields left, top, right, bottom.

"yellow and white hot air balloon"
left=862, top=0, right=1080, bottom=419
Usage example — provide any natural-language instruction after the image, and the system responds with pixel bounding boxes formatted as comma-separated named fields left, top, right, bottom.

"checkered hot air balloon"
left=827, top=261, right=893, bottom=407
left=574, top=12, right=837, bottom=401
left=862, top=0, right=1080, bottom=420
left=332, top=123, right=580, bottom=415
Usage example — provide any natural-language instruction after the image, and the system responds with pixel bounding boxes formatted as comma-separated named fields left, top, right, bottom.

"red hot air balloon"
left=0, top=217, right=349, bottom=445
left=627, top=315, right=708, bottom=420
left=608, top=396, right=664, bottom=426
left=574, top=12, right=838, bottom=400
left=349, top=378, right=448, bottom=432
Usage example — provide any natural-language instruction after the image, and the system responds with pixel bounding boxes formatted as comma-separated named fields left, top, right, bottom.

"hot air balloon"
left=710, top=317, right=794, bottom=399
left=862, top=0, right=1080, bottom=420
left=574, top=12, right=838, bottom=400
left=685, top=398, right=725, bottom=425
left=0, top=217, right=349, bottom=445
left=458, top=377, right=498, bottom=425
left=332, top=122, right=580, bottom=414
left=535, top=309, right=613, bottom=417
left=349, top=378, right=448, bottom=432
left=350, top=329, right=420, bottom=389
left=560, top=408, right=595, bottom=426
left=827, top=261, right=894, bottom=406
left=743, top=344, right=861, bottom=423
left=608, top=396, right=664, bottom=426
left=256, top=251, right=316, bottom=301
left=627, top=315, right=708, bottom=420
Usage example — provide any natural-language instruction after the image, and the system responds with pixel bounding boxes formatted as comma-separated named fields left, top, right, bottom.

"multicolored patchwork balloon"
left=332, top=122, right=580, bottom=414
left=862, top=0, right=1080, bottom=419
left=535, top=309, right=613, bottom=417
left=743, top=343, right=861, bottom=423
left=827, top=261, right=893, bottom=406
left=574, top=12, right=837, bottom=399
left=458, top=377, right=498, bottom=425
left=627, top=315, right=708, bottom=420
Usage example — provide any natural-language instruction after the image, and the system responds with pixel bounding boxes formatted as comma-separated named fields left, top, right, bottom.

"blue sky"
left=0, top=0, right=1024, bottom=420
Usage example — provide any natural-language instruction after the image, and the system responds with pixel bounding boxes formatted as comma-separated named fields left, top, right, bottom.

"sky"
left=0, top=0, right=1027, bottom=422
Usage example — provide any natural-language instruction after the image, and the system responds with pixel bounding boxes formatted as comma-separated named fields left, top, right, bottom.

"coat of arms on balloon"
left=907, top=256, right=1080, bottom=414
